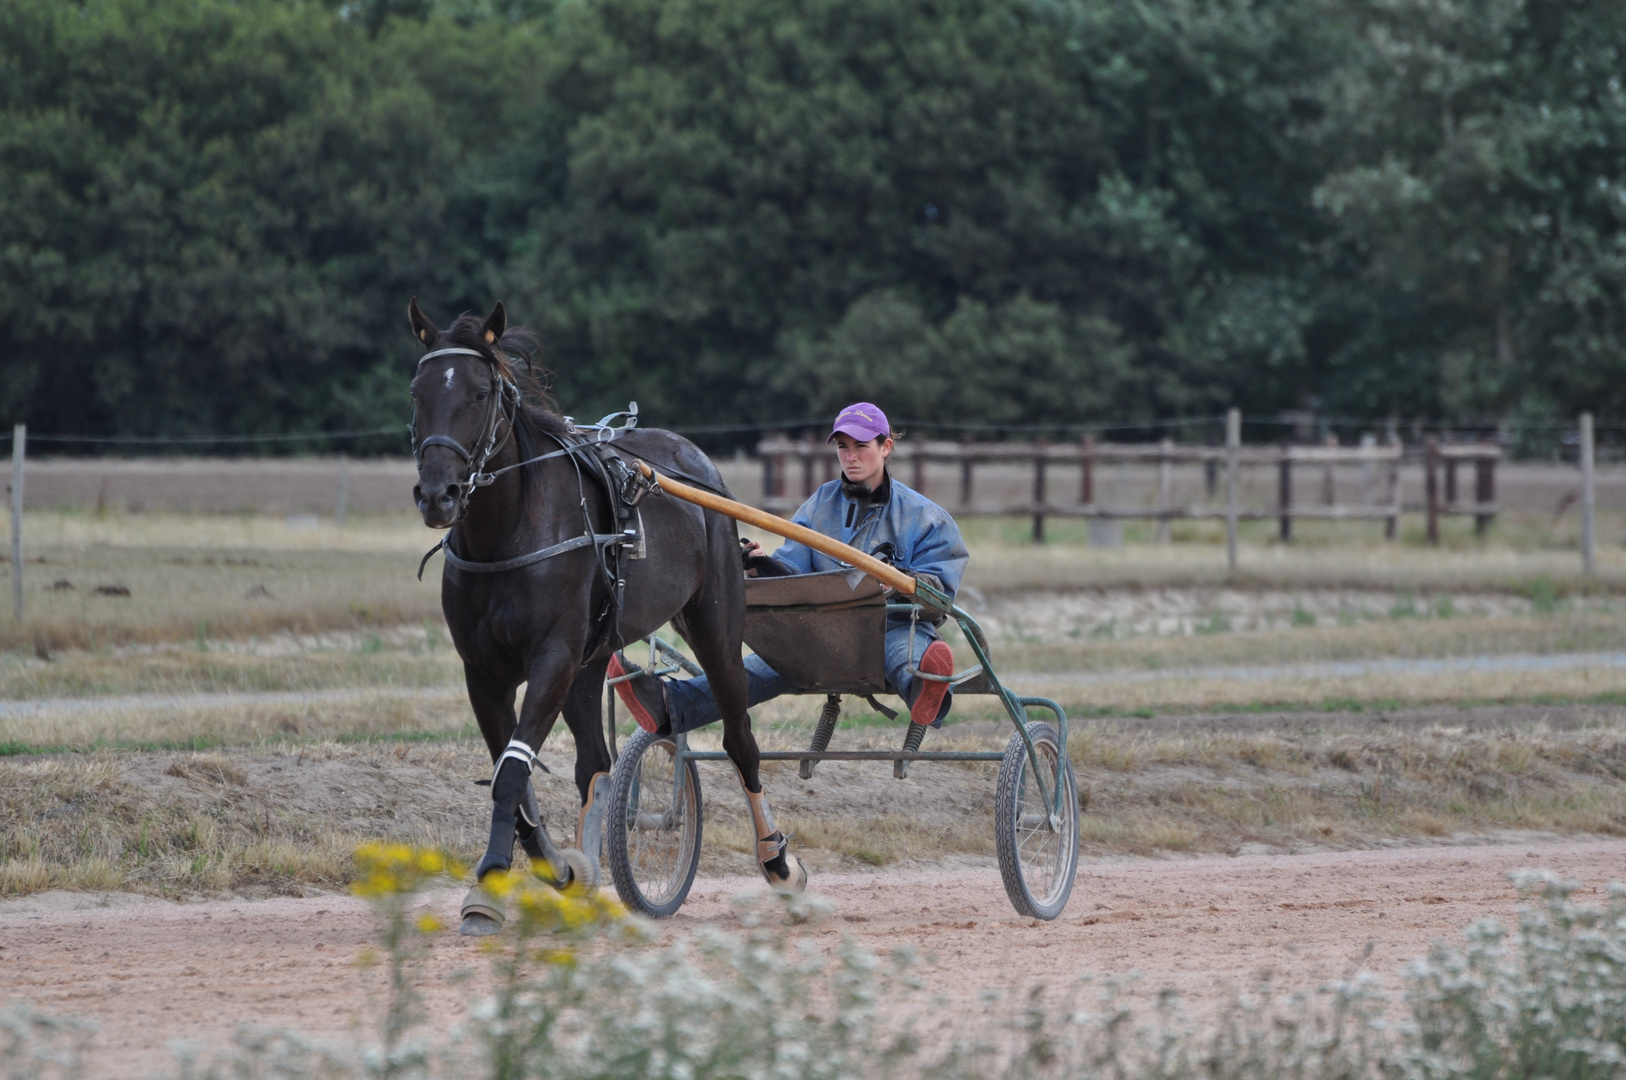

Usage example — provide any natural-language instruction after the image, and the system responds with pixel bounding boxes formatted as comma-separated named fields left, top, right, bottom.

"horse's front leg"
left=460, top=667, right=535, bottom=936
left=480, top=647, right=590, bottom=884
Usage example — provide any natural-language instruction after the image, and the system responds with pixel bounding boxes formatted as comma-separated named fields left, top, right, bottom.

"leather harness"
left=410, top=344, right=729, bottom=662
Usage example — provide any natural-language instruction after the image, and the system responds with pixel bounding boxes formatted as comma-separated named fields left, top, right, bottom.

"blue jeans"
left=664, top=621, right=951, bottom=735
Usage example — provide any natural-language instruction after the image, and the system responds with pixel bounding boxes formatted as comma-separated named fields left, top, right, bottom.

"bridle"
left=410, top=345, right=523, bottom=524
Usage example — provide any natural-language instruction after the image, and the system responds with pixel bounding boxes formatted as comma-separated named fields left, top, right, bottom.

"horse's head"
left=407, top=297, right=518, bottom=529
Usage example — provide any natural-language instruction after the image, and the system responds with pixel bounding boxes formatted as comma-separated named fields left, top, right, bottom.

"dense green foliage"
left=2, top=0, right=1624, bottom=441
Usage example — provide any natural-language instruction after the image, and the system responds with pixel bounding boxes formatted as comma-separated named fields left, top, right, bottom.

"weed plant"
left=6, top=851, right=1626, bottom=1079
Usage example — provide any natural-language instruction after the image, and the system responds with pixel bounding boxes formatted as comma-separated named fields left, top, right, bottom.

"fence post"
left=1278, top=446, right=1293, bottom=543
left=1386, top=429, right=1400, bottom=541
left=912, top=440, right=926, bottom=495
left=1360, top=433, right=1376, bottom=507
left=959, top=434, right=974, bottom=506
left=1322, top=434, right=1337, bottom=505
left=1225, top=408, right=1240, bottom=572
left=10, top=424, right=24, bottom=622
left=1031, top=438, right=1047, bottom=544
left=334, top=454, right=349, bottom=527
left=802, top=435, right=816, bottom=498
left=1444, top=451, right=1458, bottom=508
left=1474, top=443, right=1495, bottom=537
left=762, top=432, right=786, bottom=505
left=1581, top=411, right=1596, bottom=577
left=1425, top=437, right=1440, bottom=546
left=1157, top=437, right=1172, bottom=543
left=1080, top=433, right=1095, bottom=505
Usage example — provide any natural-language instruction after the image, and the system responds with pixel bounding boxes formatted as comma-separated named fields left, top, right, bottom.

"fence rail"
left=756, top=418, right=1503, bottom=552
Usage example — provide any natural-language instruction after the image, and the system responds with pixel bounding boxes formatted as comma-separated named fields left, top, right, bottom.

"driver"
left=608, top=401, right=969, bottom=737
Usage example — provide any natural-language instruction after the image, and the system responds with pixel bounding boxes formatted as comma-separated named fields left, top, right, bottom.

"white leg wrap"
left=745, top=790, right=784, bottom=864
left=735, top=767, right=806, bottom=890
left=494, top=738, right=537, bottom=786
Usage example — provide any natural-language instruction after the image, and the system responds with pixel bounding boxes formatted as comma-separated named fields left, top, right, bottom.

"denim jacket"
left=764, top=470, right=969, bottom=599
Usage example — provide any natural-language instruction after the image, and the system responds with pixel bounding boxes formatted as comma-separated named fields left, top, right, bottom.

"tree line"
left=2, top=0, right=1623, bottom=447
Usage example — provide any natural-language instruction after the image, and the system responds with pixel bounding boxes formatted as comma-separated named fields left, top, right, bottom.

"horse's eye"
left=476, top=389, right=489, bottom=402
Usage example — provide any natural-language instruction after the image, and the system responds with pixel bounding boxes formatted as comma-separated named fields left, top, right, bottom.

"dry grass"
left=0, top=741, right=500, bottom=899
left=0, top=627, right=462, bottom=701
left=951, top=512, right=1626, bottom=593
left=5, top=715, right=1624, bottom=898
left=975, top=612, right=1626, bottom=674
left=5, top=507, right=1626, bottom=897
left=4, top=512, right=441, bottom=652
left=982, top=660, right=1626, bottom=715
left=4, top=505, right=1622, bottom=654
left=1065, top=719, right=1626, bottom=857
left=0, top=688, right=474, bottom=753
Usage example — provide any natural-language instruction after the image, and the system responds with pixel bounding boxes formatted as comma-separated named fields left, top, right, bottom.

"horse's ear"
left=408, top=296, right=438, bottom=346
left=481, top=301, right=506, bottom=346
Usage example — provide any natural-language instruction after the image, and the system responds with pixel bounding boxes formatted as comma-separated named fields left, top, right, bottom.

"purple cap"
left=826, top=402, right=891, bottom=444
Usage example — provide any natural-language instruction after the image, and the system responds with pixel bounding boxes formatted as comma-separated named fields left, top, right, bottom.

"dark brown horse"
left=407, top=299, right=805, bottom=934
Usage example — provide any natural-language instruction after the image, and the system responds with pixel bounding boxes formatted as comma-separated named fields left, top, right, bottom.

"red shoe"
left=910, top=640, right=954, bottom=726
left=607, top=652, right=669, bottom=734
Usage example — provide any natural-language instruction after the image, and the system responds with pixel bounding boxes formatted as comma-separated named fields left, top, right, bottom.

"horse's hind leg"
left=680, top=592, right=807, bottom=894
left=560, top=655, right=613, bottom=883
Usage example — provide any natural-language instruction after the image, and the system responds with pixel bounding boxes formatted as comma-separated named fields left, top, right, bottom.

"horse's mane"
left=439, top=314, right=570, bottom=502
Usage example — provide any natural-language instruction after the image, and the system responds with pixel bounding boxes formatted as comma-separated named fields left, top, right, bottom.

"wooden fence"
left=755, top=416, right=1502, bottom=556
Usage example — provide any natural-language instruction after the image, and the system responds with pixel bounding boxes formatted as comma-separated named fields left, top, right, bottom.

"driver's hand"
left=741, top=538, right=763, bottom=577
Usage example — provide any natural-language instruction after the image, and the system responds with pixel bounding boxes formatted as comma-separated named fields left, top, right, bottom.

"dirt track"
left=5, top=839, right=1625, bottom=1076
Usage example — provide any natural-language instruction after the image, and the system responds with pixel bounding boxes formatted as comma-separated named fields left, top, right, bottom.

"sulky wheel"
left=995, top=721, right=1079, bottom=920
left=606, top=728, right=703, bottom=918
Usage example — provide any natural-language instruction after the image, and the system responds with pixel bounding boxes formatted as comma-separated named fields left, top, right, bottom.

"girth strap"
left=418, top=530, right=629, bottom=580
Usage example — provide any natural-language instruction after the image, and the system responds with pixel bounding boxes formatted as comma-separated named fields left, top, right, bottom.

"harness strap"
left=416, top=346, right=489, bottom=367
left=419, top=530, right=633, bottom=580
left=416, top=434, right=474, bottom=463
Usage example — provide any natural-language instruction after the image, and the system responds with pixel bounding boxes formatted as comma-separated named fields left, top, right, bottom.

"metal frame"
left=604, top=590, right=1072, bottom=831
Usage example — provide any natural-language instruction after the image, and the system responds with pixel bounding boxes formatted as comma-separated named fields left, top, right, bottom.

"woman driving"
left=608, top=402, right=969, bottom=738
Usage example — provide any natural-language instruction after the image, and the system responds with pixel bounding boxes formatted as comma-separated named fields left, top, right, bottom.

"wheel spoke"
left=1011, top=740, right=1068, bottom=905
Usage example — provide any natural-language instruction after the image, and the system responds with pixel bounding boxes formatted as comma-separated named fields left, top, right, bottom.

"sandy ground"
left=5, top=839, right=1625, bottom=1076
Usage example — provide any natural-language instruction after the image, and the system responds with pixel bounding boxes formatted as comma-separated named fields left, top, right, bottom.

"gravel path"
left=6, top=839, right=1624, bottom=1076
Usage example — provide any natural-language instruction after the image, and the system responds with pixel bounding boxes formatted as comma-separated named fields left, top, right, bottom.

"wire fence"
left=5, top=413, right=1626, bottom=462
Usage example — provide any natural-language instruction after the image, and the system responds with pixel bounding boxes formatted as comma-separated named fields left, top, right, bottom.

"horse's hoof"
left=550, top=847, right=597, bottom=891
left=766, top=852, right=808, bottom=895
left=460, top=883, right=504, bottom=934
left=459, top=911, right=502, bottom=937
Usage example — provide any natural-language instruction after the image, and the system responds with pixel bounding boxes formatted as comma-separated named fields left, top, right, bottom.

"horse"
left=406, top=298, right=807, bottom=934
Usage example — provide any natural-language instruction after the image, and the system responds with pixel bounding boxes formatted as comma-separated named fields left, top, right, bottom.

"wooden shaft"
left=633, top=461, right=917, bottom=595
